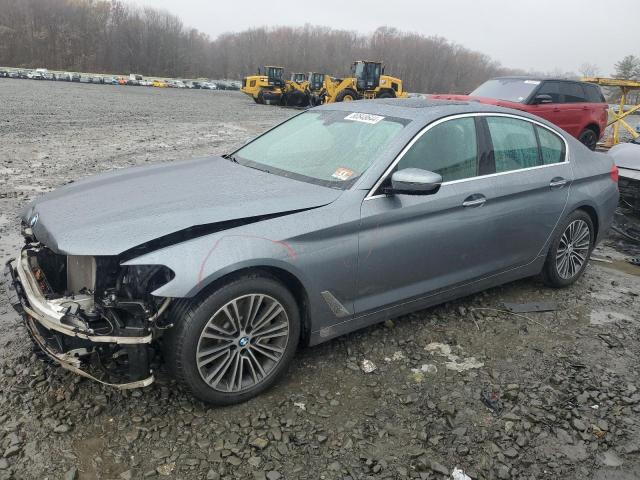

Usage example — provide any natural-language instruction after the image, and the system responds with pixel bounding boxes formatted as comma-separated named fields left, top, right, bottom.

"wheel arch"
left=187, top=262, right=313, bottom=345
left=575, top=204, right=599, bottom=241
left=583, top=123, right=600, bottom=137
left=571, top=203, right=599, bottom=241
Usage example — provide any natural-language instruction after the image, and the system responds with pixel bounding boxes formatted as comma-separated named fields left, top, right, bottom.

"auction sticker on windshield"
left=332, top=167, right=355, bottom=181
left=344, top=112, right=385, bottom=124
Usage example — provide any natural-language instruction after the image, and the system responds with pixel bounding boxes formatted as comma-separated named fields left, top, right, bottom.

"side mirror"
left=388, top=168, right=442, bottom=195
left=533, top=94, right=553, bottom=104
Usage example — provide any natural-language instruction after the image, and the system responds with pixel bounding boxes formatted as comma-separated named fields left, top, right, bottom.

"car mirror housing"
left=533, top=94, right=553, bottom=104
left=389, top=168, right=443, bottom=195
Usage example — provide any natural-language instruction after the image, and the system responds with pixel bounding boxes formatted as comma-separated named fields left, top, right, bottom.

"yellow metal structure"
left=320, top=61, right=408, bottom=104
left=582, top=77, right=640, bottom=146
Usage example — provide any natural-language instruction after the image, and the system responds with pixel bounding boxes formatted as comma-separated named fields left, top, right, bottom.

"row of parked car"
left=0, top=68, right=241, bottom=90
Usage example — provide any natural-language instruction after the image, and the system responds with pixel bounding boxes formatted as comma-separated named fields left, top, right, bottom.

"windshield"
left=470, top=78, right=540, bottom=103
left=233, top=111, right=408, bottom=189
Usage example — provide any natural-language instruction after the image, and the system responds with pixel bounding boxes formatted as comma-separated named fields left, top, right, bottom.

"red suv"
left=430, top=77, right=608, bottom=150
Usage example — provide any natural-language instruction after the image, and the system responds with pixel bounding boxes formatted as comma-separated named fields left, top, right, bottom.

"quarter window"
left=486, top=117, right=540, bottom=172
left=396, top=117, right=478, bottom=182
left=584, top=84, right=605, bottom=103
left=536, top=126, right=565, bottom=165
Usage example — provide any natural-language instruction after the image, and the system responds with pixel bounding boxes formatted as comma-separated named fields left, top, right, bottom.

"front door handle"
left=549, top=177, right=568, bottom=189
left=462, top=194, right=486, bottom=208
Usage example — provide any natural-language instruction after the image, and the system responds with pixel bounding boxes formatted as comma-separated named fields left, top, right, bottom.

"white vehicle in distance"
left=27, top=69, right=46, bottom=80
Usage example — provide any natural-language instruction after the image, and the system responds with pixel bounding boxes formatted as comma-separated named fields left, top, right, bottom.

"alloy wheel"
left=196, top=294, right=290, bottom=392
left=555, top=219, right=591, bottom=279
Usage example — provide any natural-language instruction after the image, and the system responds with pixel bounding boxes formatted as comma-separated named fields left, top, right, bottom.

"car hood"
left=609, top=142, right=640, bottom=170
left=23, top=156, right=342, bottom=256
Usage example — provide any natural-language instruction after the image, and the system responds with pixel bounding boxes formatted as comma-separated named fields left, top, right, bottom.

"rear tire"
left=335, top=89, right=358, bottom=102
left=164, top=274, right=300, bottom=405
left=256, top=90, right=265, bottom=104
left=285, top=90, right=309, bottom=107
left=578, top=127, right=598, bottom=151
left=541, top=210, right=594, bottom=288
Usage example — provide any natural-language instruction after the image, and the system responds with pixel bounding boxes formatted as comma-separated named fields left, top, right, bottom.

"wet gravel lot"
left=1, top=78, right=640, bottom=480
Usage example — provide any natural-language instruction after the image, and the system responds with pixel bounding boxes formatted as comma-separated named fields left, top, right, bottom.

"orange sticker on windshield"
left=332, top=167, right=354, bottom=181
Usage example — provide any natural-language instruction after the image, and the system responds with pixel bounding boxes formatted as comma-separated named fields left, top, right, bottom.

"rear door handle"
left=549, top=177, right=568, bottom=189
left=462, top=194, right=486, bottom=208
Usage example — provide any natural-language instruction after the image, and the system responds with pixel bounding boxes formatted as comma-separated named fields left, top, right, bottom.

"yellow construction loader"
left=241, top=66, right=286, bottom=104
left=241, top=66, right=310, bottom=107
left=308, top=72, right=327, bottom=106
left=289, top=72, right=307, bottom=84
left=319, top=61, right=408, bottom=103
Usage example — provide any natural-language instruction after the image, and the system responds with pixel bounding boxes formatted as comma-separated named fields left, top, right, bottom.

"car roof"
left=492, top=76, right=594, bottom=85
left=313, top=97, right=555, bottom=125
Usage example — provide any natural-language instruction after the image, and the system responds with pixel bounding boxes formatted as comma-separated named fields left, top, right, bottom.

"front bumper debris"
left=3, top=251, right=155, bottom=389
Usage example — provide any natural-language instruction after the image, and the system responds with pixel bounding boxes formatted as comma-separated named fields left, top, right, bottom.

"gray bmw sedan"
left=4, top=99, right=619, bottom=404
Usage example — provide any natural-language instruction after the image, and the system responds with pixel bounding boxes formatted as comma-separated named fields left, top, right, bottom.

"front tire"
left=164, top=274, right=300, bottom=405
left=335, top=89, right=358, bottom=102
left=542, top=210, right=594, bottom=288
left=578, top=128, right=598, bottom=151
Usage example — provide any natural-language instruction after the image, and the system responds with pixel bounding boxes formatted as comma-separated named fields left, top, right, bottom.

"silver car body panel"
left=15, top=99, right=619, bottom=347
left=22, top=156, right=342, bottom=256
left=609, top=142, right=640, bottom=180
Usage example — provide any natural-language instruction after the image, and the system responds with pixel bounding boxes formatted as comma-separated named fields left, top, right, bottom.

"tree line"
left=0, top=0, right=524, bottom=93
left=2, top=0, right=635, bottom=94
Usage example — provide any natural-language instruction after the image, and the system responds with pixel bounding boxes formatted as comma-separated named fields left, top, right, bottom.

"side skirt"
left=308, top=257, right=545, bottom=345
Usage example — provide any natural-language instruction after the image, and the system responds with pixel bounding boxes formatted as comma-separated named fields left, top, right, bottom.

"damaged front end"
left=3, top=229, right=174, bottom=389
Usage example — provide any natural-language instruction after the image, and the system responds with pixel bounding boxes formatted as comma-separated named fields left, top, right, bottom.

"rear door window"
left=536, top=81, right=563, bottom=103
left=536, top=126, right=566, bottom=165
left=486, top=117, right=540, bottom=172
left=561, top=82, right=587, bottom=103
left=397, top=117, right=479, bottom=182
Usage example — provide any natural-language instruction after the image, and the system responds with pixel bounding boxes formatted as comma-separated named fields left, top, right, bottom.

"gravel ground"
left=1, top=78, right=640, bottom=480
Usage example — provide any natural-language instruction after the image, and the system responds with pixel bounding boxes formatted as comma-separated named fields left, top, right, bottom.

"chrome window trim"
left=365, top=112, right=570, bottom=201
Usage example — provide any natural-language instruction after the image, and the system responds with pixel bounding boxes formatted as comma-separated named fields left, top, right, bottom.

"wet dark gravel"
left=1, top=79, right=640, bottom=480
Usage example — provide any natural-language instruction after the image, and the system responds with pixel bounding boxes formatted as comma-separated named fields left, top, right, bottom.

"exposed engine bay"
left=5, top=226, right=174, bottom=388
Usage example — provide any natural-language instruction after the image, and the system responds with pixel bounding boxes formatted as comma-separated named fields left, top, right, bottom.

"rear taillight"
left=610, top=164, right=619, bottom=183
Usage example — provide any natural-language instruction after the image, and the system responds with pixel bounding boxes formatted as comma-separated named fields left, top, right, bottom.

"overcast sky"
left=135, top=0, right=636, bottom=76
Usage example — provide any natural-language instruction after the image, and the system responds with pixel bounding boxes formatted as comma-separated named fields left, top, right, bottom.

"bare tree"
left=0, top=0, right=515, bottom=92
left=579, top=62, right=600, bottom=78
